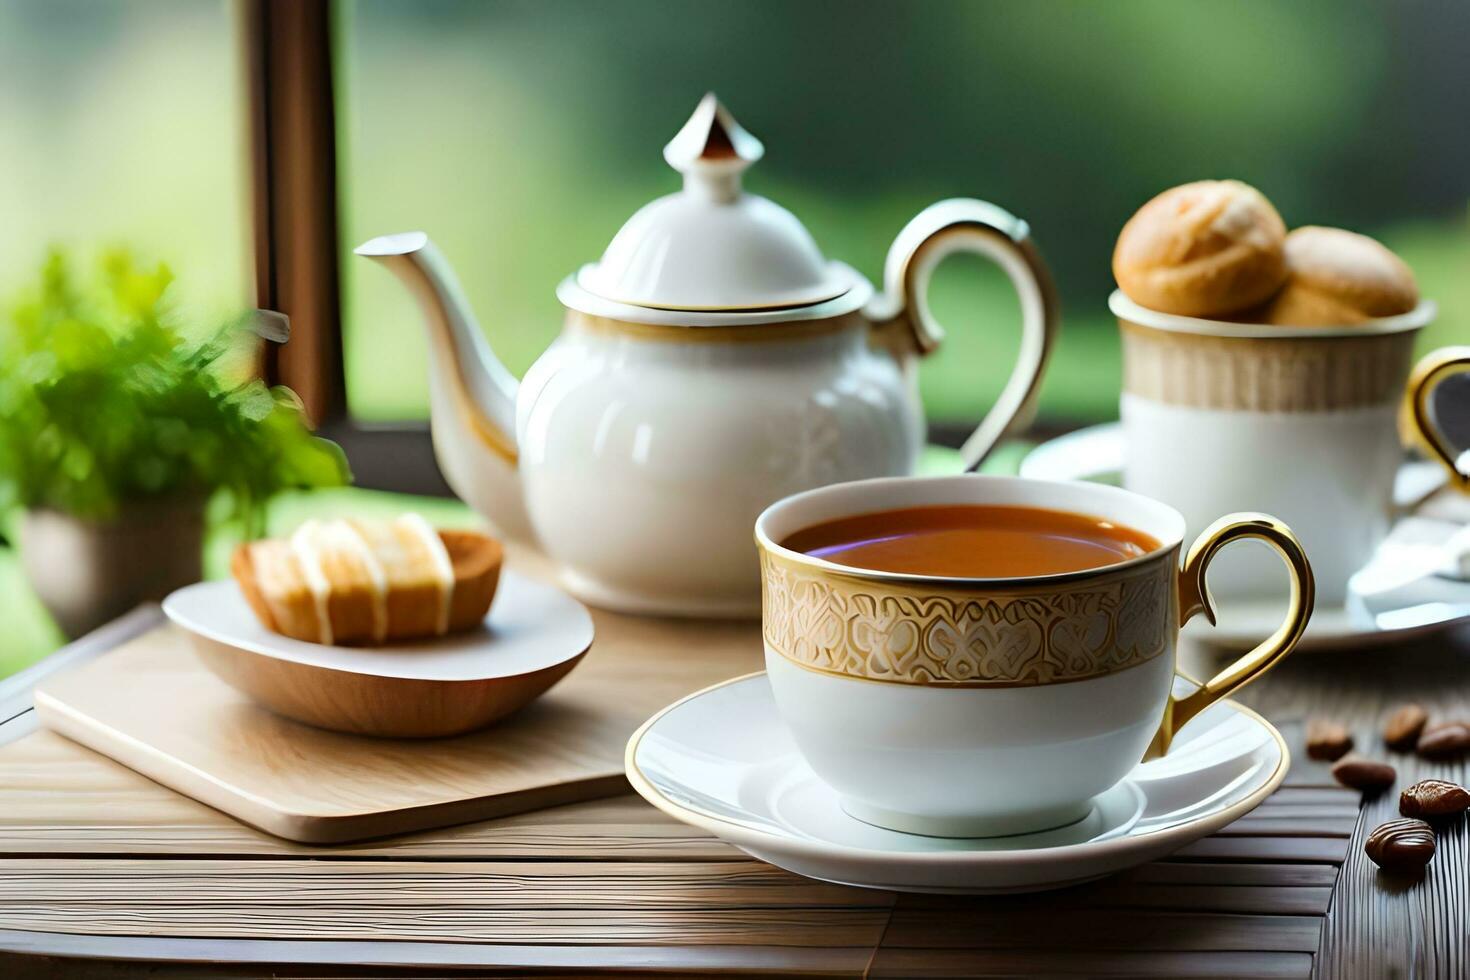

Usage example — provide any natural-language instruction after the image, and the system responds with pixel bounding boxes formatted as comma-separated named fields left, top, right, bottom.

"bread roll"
left=233, top=517, right=502, bottom=646
left=1113, top=180, right=1288, bottom=317
left=1256, top=226, right=1419, bottom=326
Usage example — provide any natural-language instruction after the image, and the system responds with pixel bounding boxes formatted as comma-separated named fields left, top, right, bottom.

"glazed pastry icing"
left=290, top=519, right=390, bottom=644
left=396, top=513, right=456, bottom=634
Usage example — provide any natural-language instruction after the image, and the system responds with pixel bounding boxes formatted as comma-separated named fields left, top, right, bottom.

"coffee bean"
left=1331, top=756, right=1396, bottom=794
left=1306, top=718, right=1353, bottom=761
left=1399, top=778, right=1470, bottom=819
left=1417, top=721, right=1470, bottom=760
left=1383, top=703, right=1428, bottom=751
left=1365, top=818, right=1435, bottom=874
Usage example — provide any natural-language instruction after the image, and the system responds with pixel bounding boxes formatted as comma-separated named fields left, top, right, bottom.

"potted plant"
left=0, top=249, right=350, bottom=637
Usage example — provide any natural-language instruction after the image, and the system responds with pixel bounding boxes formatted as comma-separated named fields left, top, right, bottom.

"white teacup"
left=755, top=475, right=1313, bottom=838
left=1113, top=290, right=1438, bottom=605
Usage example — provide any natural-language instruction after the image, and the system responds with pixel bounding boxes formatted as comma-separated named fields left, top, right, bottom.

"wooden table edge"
left=0, top=928, right=877, bottom=974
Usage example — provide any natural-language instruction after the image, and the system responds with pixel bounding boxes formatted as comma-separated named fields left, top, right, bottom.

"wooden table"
left=1, top=606, right=1467, bottom=978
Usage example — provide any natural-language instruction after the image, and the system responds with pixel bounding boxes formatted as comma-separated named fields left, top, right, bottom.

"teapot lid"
left=567, top=94, right=861, bottom=316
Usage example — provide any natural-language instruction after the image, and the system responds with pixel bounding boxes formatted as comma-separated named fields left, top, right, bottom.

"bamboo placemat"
left=6, top=607, right=1470, bottom=976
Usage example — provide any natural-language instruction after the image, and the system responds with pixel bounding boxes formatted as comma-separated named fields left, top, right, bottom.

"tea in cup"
left=754, top=475, right=1313, bottom=838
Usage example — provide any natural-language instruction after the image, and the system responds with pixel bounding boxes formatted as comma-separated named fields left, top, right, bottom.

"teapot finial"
left=663, top=93, right=763, bottom=202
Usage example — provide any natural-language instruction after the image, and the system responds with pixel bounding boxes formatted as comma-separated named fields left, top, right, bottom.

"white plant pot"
left=20, top=497, right=206, bottom=638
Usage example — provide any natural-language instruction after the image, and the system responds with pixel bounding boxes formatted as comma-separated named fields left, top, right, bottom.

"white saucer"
left=625, top=673, right=1287, bottom=894
left=163, top=571, right=595, bottom=737
left=163, top=571, right=594, bottom=681
left=1020, top=422, right=1469, bottom=649
left=1019, top=422, right=1448, bottom=507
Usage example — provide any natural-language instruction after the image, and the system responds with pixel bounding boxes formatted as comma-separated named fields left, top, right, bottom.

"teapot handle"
left=867, top=199, right=1060, bottom=471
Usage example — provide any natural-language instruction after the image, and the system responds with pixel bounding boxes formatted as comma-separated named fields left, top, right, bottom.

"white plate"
left=626, top=673, right=1287, bottom=894
left=1020, top=422, right=1469, bottom=649
left=163, top=571, right=594, bottom=682
left=1183, top=593, right=1470, bottom=651
left=1018, top=422, right=1128, bottom=486
left=1020, top=421, right=1447, bottom=507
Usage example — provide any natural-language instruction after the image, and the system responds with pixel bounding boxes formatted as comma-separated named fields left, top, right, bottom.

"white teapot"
left=357, top=94, right=1059, bottom=616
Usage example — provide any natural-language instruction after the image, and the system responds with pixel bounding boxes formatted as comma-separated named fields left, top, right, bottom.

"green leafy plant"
left=0, top=249, right=350, bottom=536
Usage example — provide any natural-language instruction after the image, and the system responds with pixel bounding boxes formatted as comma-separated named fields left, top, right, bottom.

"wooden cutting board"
left=33, top=610, right=762, bottom=844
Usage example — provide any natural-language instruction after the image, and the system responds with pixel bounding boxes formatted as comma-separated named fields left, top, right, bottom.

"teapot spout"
left=355, top=232, right=536, bottom=545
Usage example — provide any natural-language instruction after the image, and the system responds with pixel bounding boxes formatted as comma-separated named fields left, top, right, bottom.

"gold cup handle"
left=1401, top=346, right=1470, bottom=492
left=1144, top=514, right=1315, bottom=761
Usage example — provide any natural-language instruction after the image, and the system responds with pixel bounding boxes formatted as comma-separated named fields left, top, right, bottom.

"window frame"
left=243, top=0, right=451, bottom=496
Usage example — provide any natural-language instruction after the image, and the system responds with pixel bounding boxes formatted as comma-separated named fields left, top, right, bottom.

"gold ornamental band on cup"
left=758, top=548, right=1177, bottom=688
left=1119, top=319, right=1417, bottom=412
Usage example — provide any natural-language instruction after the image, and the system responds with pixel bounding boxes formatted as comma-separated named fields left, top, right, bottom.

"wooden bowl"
left=163, top=571, right=594, bottom=738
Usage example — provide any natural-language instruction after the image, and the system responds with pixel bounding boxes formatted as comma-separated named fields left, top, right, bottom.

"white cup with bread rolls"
left=1110, top=179, right=1464, bottom=607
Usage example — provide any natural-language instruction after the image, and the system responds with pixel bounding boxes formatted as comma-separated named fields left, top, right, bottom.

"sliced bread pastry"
left=232, top=515, right=502, bottom=645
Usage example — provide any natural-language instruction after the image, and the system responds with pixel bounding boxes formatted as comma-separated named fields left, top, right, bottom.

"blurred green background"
left=2, top=0, right=1469, bottom=671
left=337, top=0, right=1470, bottom=424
